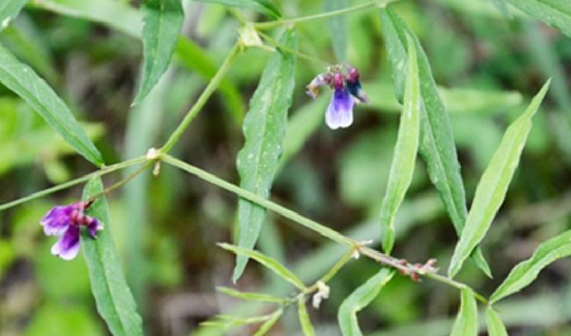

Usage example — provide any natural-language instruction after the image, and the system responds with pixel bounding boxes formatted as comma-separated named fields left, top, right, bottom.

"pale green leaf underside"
left=191, top=0, right=281, bottom=19
left=220, top=243, right=306, bottom=290
left=380, top=34, right=420, bottom=254
left=449, top=80, right=551, bottom=278
left=338, top=269, right=394, bottom=336
left=134, top=0, right=184, bottom=105
left=486, top=307, right=509, bottom=336
left=233, top=29, right=297, bottom=282
left=506, top=0, right=571, bottom=38
left=450, top=288, right=478, bottom=336
left=380, top=7, right=491, bottom=276
left=0, top=0, right=28, bottom=31
left=82, top=178, right=144, bottom=336
left=491, top=230, right=571, bottom=303
left=298, top=297, right=316, bottom=336
left=0, top=42, right=103, bottom=166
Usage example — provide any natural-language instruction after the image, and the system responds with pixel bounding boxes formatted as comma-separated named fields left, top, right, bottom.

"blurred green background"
left=1, top=0, right=571, bottom=335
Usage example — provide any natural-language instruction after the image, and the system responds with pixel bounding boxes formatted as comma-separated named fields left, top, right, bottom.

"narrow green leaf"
left=0, top=42, right=103, bottom=166
left=380, top=34, right=420, bottom=254
left=338, top=269, right=394, bottom=336
left=298, top=297, right=316, bottom=336
left=324, top=0, right=348, bottom=61
left=134, top=0, right=184, bottom=105
left=486, top=307, right=509, bottom=336
left=380, top=7, right=491, bottom=276
left=216, top=286, right=288, bottom=304
left=252, top=310, right=283, bottom=336
left=490, top=230, right=571, bottom=303
left=191, top=0, right=281, bottom=19
left=448, top=80, right=551, bottom=277
left=220, top=243, right=306, bottom=290
left=505, top=0, right=571, bottom=38
left=0, top=0, right=28, bottom=31
left=450, top=288, right=478, bottom=336
left=233, top=29, right=297, bottom=282
left=81, top=178, right=144, bottom=336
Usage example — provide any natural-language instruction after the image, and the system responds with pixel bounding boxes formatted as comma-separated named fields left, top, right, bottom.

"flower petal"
left=86, top=218, right=103, bottom=238
left=41, top=205, right=73, bottom=236
left=326, top=88, right=354, bottom=130
left=51, top=226, right=81, bottom=260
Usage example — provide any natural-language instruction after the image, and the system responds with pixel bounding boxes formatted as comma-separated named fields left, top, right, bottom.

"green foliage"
left=379, top=34, right=420, bottom=254
left=324, top=0, right=348, bottom=61
left=298, top=297, right=316, bottom=336
left=449, top=80, right=551, bottom=277
left=191, top=0, right=281, bottom=19
left=486, top=307, right=509, bottom=336
left=491, top=230, right=571, bottom=303
left=380, top=6, right=491, bottom=276
left=505, top=0, right=571, bottom=38
left=450, top=288, right=478, bottom=336
left=217, top=286, right=288, bottom=304
left=134, top=0, right=184, bottom=105
left=0, top=0, right=27, bottom=31
left=234, top=29, right=297, bottom=281
left=338, top=269, right=394, bottom=336
left=0, top=42, right=103, bottom=166
left=82, top=178, right=144, bottom=336
left=252, top=310, right=283, bottom=336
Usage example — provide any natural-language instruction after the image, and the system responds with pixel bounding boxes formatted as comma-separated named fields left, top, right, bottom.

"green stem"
left=254, top=0, right=400, bottom=30
left=163, top=154, right=489, bottom=305
left=85, top=161, right=154, bottom=203
left=0, top=156, right=147, bottom=212
left=160, top=42, right=241, bottom=154
left=258, top=31, right=329, bottom=66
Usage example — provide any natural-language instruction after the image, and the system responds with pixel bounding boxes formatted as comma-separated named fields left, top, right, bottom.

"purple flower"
left=326, top=73, right=354, bottom=130
left=346, top=67, right=369, bottom=104
left=41, top=202, right=102, bottom=260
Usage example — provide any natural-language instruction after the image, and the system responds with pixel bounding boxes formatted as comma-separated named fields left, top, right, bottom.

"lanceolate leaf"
left=324, top=0, right=348, bottom=62
left=505, top=0, right=571, bottom=38
left=252, top=310, right=283, bottom=336
left=82, top=178, right=144, bottom=336
left=0, top=0, right=28, bottom=31
left=379, top=7, right=491, bottom=276
left=0, top=42, right=103, bottom=166
left=448, top=80, right=551, bottom=278
left=134, top=0, right=184, bottom=105
left=191, top=0, right=281, bottom=19
left=450, top=288, right=478, bottom=336
left=298, top=297, right=316, bottom=336
left=490, top=230, right=571, bottom=303
left=486, top=307, right=509, bottom=336
left=233, top=29, right=297, bottom=282
left=217, top=286, right=288, bottom=304
left=220, top=243, right=306, bottom=290
left=338, top=269, right=394, bottom=336
left=380, top=34, right=420, bottom=254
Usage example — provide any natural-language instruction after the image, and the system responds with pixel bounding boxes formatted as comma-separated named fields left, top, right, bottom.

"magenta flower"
left=41, top=202, right=102, bottom=260
left=326, top=73, right=354, bottom=130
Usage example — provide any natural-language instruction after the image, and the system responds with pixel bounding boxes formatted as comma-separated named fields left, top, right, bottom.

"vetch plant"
left=0, top=0, right=570, bottom=335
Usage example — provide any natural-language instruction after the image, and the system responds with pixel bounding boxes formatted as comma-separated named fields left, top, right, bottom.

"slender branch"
left=254, top=0, right=400, bottom=30
left=85, top=161, right=154, bottom=203
left=0, top=156, right=147, bottom=212
left=162, top=154, right=489, bottom=304
left=257, top=31, right=329, bottom=67
left=160, top=42, right=242, bottom=154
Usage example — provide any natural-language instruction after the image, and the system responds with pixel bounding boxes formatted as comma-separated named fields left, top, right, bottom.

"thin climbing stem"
left=162, top=154, right=489, bottom=305
left=0, top=156, right=147, bottom=212
left=254, top=0, right=400, bottom=30
left=85, top=161, right=154, bottom=204
left=160, top=42, right=241, bottom=154
left=258, top=31, right=329, bottom=67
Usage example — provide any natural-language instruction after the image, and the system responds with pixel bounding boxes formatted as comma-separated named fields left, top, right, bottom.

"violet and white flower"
left=346, top=66, right=369, bottom=104
left=41, top=202, right=102, bottom=260
left=326, top=73, right=354, bottom=130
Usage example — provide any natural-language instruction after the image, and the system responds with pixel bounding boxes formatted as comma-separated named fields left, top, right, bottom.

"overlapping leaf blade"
left=0, top=42, right=103, bottom=166
left=220, top=243, right=306, bottom=290
left=298, top=297, right=316, bottom=336
left=134, top=0, right=184, bottom=105
left=191, top=0, right=281, bottom=19
left=486, top=307, right=509, bottom=336
left=0, top=0, right=28, bottom=31
left=490, top=230, right=571, bottom=303
left=379, top=7, right=490, bottom=276
left=505, top=0, right=571, bottom=38
left=233, top=29, right=297, bottom=282
left=450, top=288, right=478, bottom=336
left=338, top=269, right=394, bottom=336
left=380, top=34, right=420, bottom=254
left=82, top=178, right=144, bottom=336
left=449, top=80, right=551, bottom=277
